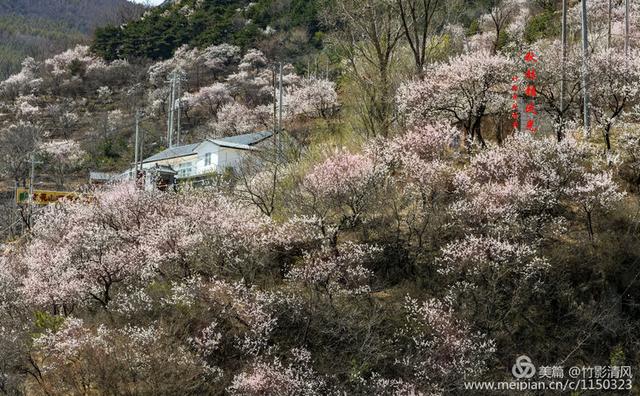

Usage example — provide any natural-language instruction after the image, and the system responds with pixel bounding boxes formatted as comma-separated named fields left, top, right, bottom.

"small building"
left=89, top=171, right=119, bottom=185
left=139, top=131, right=273, bottom=180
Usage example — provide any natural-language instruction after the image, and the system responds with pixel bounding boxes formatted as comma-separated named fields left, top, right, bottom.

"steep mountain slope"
left=92, top=0, right=322, bottom=63
left=90, top=0, right=544, bottom=67
left=0, top=0, right=143, bottom=78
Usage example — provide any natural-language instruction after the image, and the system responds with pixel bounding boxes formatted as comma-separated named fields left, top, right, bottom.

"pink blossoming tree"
left=397, top=51, right=515, bottom=148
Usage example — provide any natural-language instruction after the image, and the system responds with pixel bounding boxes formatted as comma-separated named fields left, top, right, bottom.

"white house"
left=139, top=131, right=273, bottom=179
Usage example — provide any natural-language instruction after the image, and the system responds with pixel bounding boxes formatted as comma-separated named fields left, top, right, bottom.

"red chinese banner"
left=511, top=50, right=538, bottom=133
left=523, top=51, right=538, bottom=133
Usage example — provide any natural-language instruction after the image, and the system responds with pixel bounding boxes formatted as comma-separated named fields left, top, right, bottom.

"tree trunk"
left=496, top=119, right=504, bottom=145
left=471, top=116, right=486, bottom=148
left=378, top=63, right=391, bottom=137
left=604, top=125, right=612, bottom=152
left=472, top=105, right=487, bottom=148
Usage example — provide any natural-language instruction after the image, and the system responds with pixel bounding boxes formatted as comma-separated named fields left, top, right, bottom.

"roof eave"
left=142, top=152, right=198, bottom=164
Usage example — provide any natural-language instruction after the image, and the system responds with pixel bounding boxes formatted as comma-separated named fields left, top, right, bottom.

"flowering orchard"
left=1, top=118, right=633, bottom=394
left=1, top=0, right=640, bottom=394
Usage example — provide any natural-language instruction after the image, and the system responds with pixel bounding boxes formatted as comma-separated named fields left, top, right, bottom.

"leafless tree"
left=395, top=0, right=443, bottom=75
left=0, top=122, right=41, bottom=187
left=235, top=143, right=283, bottom=217
left=487, top=0, right=520, bottom=54
left=322, top=0, right=404, bottom=137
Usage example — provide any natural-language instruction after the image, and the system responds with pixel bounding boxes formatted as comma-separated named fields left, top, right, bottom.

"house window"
left=205, top=152, right=212, bottom=166
left=178, top=162, right=192, bottom=177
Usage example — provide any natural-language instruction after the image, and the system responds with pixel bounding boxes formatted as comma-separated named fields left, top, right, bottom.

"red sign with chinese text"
left=511, top=51, right=538, bottom=133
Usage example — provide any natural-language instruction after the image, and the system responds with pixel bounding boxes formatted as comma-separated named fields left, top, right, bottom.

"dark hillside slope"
left=0, top=0, right=143, bottom=78
left=92, top=0, right=322, bottom=63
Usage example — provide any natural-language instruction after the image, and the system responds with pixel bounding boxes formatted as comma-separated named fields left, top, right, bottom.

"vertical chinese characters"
left=511, top=51, right=539, bottom=133
left=523, top=51, right=538, bottom=133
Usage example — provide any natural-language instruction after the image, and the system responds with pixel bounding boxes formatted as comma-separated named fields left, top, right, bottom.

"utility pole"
left=581, top=0, right=591, bottom=138
left=560, top=0, right=568, bottom=142
left=278, top=63, right=284, bottom=158
left=28, top=153, right=41, bottom=230
left=608, top=0, right=612, bottom=49
left=13, top=180, right=18, bottom=237
left=134, top=110, right=140, bottom=172
left=625, top=0, right=630, bottom=57
left=167, top=72, right=176, bottom=147
left=272, top=68, right=277, bottom=138
left=166, top=71, right=185, bottom=147
left=175, top=75, right=182, bottom=146
left=139, top=124, right=146, bottom=189
left=139, top=127, right=145, bottom=173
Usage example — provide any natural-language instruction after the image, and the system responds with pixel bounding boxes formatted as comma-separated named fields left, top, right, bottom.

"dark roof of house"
left=142, top=131, right=274, bottom=163
left=207, top=130, right=273, bottom=150
left=220, top=131, right=273, bottom=145
left=152, top=164, right=177, bottom=175
left=142, top=143, right=200, bottom=163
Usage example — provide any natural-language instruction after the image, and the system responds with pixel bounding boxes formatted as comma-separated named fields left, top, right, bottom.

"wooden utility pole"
left=581, top=0, right=591, bottom=138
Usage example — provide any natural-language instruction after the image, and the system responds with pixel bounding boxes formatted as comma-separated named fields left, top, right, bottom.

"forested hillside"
left=1, top=0, right=640, bottom=395
left=0, top=0, right=143, bottom=78
left=91, top=0, right=522, bottom=64
left=93, top=0, right=322, bottom=63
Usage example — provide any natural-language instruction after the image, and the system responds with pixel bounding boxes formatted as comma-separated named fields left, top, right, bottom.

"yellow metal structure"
left=16, top=188, right=81, bottom=205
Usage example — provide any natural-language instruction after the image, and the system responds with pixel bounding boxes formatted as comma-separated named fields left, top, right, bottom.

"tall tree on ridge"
left=395, top=0, right=443, bottom=75
left=323, top=0, right=404, bottom=137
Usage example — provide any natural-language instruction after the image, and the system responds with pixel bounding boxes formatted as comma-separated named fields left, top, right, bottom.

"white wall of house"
left=192, top=143, right=249, bottom=176
left=217, top=147, right=245, bottom=169
left=139, top=145, right=253, bottom=179
left=194, top=141, right=220, bottom=176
